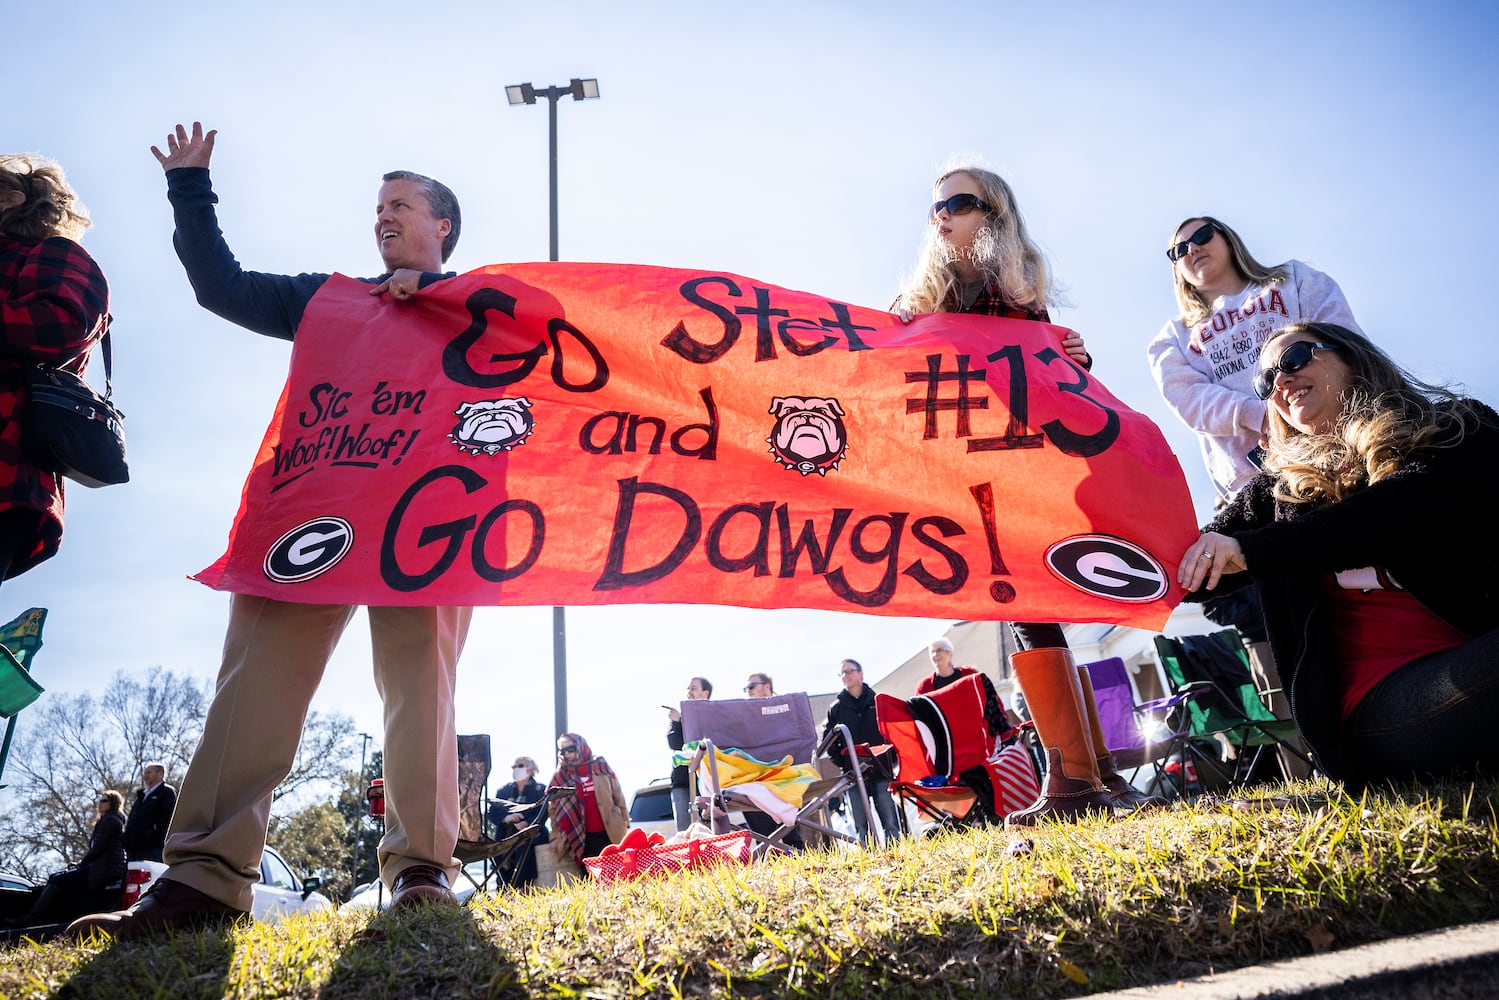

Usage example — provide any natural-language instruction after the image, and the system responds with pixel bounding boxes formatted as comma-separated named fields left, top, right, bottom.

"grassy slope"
left=4, top=779, right=1497, bottom=999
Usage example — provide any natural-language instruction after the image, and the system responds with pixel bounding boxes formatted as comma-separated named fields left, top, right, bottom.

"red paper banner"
left=194, top=264, right=1197, bottom=627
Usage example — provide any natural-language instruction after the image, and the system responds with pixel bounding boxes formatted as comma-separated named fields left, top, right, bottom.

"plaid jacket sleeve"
left=0, top=236, right=110, bottom=372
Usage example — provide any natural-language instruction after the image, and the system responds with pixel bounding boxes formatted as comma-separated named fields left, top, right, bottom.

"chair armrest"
left=1136, top=690, right=1199, bottom=714
left=996, top=720, right=1035, bottom=744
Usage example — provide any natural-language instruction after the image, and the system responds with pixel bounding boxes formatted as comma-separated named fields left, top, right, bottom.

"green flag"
left=0, top=608, right=45, bottom=668
left=0, top=608, right=46, bottom=717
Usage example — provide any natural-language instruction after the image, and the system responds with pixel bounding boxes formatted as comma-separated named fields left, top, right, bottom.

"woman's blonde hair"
left=898, top=166, right=1054, bottom=315
left=1262, top=322, right=1478, bottom=503
left=0, top=154, right=92, bottom=242
left=1170, top=215, right=1287, bottom=326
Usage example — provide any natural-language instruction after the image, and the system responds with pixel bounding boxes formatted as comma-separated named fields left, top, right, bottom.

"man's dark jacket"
left=123, top=783, right=177, bottom=862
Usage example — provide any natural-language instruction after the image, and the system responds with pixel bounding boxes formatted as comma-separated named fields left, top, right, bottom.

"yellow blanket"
left=675, top=743, right=820, bottom=809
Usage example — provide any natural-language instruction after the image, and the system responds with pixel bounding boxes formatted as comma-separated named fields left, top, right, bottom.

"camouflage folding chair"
left=0, top=609, right=48, bottom=788
left=453, top=734, right=547, bottom=897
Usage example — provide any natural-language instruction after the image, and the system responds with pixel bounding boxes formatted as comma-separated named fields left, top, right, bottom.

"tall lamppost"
left=505, top=76, right=600, bottom=739
left=351, top=731, right=372, bottom=889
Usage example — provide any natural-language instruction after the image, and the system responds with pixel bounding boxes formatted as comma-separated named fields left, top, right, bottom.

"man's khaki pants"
left=162, top=595, right=471, bottom=910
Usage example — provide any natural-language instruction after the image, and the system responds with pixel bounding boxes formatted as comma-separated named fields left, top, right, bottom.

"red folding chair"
left=876, top=674, right=1039, bottom=833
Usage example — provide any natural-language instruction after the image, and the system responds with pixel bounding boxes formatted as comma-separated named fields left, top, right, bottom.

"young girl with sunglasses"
left=895, top=166, right=1154, bottom=824
left=1148, top=216, right=1362, bottom=504
left=1179, top=322, right=1499, bottom=788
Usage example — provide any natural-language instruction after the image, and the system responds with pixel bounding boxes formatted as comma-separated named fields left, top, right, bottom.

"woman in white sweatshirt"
left=1148, top=216, right=1361, bottom=503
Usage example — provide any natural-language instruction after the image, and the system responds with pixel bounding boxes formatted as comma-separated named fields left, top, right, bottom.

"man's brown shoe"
left=67, top=877, right=249, bottom=940
left=390, top=864, right=457, bottom=909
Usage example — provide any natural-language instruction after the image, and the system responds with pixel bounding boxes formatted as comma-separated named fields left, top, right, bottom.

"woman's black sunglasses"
left=1253, top=341, right=1341, bottom=399
left=929, top=193, right=992, bottom=221
left=1166, top=222, right=1218, bottom=262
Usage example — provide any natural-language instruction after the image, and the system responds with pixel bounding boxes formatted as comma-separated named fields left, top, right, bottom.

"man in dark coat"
left=123, top=762, right=177, bottom=863
left=823, top=659, right=902, bottom=845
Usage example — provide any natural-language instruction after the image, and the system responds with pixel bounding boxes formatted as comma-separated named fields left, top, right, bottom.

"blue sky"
left=6, top=1, right=1497, bottom=797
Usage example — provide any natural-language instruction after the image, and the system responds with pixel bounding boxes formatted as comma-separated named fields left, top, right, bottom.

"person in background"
left=666, top=676, right=712, bottom=831
left=0, top=154, right=110, bottom=587
left=1149, top=216, right=1354, bottom=778
left=491, top=755, right=548, bottom=890
left=7, top=790, right=126, bottom=928
left=1180, top=322, right=1499, bottom=788
left=548, top=733, right=628, bottom=865
left=738, top=671, right=804, bottom=848
left=916, top=638, right=1015, bottom=823
left=822, top=659, right=901, bottom=845
left=123, top=762, right=177, bottom=863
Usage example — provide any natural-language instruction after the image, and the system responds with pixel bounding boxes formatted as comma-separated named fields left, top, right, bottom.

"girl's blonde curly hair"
left=0, top=154, right=92, bottom=242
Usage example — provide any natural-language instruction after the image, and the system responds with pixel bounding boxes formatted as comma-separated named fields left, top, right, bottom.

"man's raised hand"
left=151, top=122, right=217, bottom=172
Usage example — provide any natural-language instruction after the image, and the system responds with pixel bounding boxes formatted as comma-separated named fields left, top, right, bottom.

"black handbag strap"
left=99, top=322, right=113, bottom=400
left=33, top=314, right=114, bottom=399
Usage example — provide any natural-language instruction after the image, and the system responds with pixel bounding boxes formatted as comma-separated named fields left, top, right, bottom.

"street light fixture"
left=505, top=78, right=600, bottom=260
left=505, top=76, right=600, bottom=739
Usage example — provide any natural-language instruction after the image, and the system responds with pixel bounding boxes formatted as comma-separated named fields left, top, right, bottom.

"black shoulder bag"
left=23, top=326, right=129, bottom=488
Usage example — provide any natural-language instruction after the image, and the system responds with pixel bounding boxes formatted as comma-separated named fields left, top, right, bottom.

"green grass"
left=5, top=778, right=1498, bottom=999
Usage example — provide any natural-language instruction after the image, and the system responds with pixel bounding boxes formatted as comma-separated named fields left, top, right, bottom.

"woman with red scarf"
left=547, top=732, right=628, bottom=863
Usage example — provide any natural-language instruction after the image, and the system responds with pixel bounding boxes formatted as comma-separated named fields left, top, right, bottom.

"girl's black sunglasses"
left=1253, top=341, right=1341, bottom=399
left=1166, top=222, right=1218, bottom=262
left=929, top=193, right=993, bottom=222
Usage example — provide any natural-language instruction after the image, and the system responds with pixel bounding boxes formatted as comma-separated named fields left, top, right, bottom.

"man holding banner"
left=72, top=123, right=471, bottom=937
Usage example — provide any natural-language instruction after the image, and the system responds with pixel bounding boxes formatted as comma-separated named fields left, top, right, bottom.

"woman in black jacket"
left=490, top=755, right=549, bottom=890
left=8, top=789, right=127, bottom=927
left=1180, top=322, right=1499, bottom=788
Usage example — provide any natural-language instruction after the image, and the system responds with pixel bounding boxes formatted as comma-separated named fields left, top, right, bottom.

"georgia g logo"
left=1045, top=535, right=1169, bottom=603
left=264, top=517, right=354, bottom=584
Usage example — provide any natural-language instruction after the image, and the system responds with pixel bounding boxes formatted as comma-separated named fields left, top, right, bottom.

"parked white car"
left=125, top=846, right=331, bottom=923
left=627, top=779, right=679, bottom=840
left=630, top=777, right=747, bottom=838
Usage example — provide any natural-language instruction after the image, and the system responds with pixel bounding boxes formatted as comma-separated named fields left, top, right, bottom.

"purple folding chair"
left=683, top=692, right=872, bottom=856
left=1083, top=657, right=1198, bottom=799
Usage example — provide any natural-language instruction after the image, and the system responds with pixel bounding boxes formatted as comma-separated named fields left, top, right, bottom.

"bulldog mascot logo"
left=767, top=395, right=848, bottom=476
left=449, top=397, right=535, bottom=455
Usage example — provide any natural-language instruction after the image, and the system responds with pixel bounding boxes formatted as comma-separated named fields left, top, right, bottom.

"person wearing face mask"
left=490, top=755, right=548, bottom=889
left=895, top=168, right=1153, bottom=825
left=1180, top=323, right=1499, bottom=789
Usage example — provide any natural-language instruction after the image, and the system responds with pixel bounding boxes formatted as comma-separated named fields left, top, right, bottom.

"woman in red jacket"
left=0, top=155, right=110, bottom=585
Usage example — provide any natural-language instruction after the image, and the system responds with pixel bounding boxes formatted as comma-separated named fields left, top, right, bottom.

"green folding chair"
left=1153, top=629, right=1310, bottom=786
left=0, top=608, right=48, bottom=788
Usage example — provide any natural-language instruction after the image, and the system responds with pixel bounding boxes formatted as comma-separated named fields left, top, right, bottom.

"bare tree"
left=275, top=711, right=357, bottom=803
left=0, top=668, right=356, bottom=880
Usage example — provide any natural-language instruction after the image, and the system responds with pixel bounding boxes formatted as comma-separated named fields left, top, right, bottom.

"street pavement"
left=1095, top=918, right=1499, bottom=999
